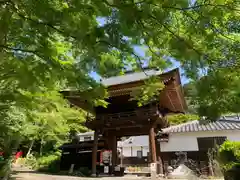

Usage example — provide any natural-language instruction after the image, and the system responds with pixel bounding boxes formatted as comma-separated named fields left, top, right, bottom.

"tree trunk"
left=26, top=140, right=35, bottom=157
left=39, top=138, right=43, bottom=156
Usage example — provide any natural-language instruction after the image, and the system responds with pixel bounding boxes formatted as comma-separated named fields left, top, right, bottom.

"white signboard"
left=150, top=163, right=157, bottom=172
left=104, top=166, right=109, bottom=173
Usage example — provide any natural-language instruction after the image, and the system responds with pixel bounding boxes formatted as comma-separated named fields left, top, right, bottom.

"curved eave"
left=159, top=69, right=187, bottom=113
left=61, top=68, right=187, bottom=113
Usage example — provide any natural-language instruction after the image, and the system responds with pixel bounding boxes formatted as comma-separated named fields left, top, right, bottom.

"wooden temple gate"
left=63, top=68, right=186, bottom=176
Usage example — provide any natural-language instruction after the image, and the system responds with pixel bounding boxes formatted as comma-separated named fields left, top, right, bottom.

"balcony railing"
left=85, top=106, right=161, bottom=129
left=95, top=106, right=160, bottom=122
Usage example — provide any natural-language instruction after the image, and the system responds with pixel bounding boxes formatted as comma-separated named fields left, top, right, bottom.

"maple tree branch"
left=0, top=44, right=56, bottom=65
left=8, top=1, right=79, bottom=40
left=149, top=14, right=203, bottom=58
left=132, top=52, right=148, bottom=76
left=0, top=0, right=10, bottom=5
left=17, top=13, right=79, bottom=40
left=0, top=44, right=39, bottom=54
left=103, top=0, right=239, bottom=12
left=103, top=0, right=145, bottom=7
left=162, top=3, right=239, bottom=11
left=182, top=11, right=236, bottom=42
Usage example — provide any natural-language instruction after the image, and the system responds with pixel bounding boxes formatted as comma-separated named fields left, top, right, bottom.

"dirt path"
left=11, top=167, right=145, bottom=180
left=11, top=167, right=223, bottom=180
left=11, top=171, right=146, bottom=180
left=12, top=171, right=89, bottom=180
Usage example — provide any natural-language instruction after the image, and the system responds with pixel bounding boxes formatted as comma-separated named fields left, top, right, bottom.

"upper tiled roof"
left=118, top=135, right=149, bottom=147
left=77, top=131, right=94, bottom=136
left=162, top=117, right=240, bottom=133
left=101, top=69, right=162, bottom=86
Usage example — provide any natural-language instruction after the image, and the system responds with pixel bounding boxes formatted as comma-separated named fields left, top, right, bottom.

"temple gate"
left=63, top=68, right=186, bottom=176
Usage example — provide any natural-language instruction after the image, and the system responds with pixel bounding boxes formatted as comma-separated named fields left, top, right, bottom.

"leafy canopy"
left=0, top=0, right=239, bottom=122
left=167, top=114, right=199, bottom=125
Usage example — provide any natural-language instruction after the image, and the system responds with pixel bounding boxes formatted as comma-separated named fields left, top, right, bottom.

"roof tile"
left=163, top=117, right=240, bottom=133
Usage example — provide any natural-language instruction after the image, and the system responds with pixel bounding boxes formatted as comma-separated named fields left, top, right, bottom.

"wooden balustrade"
left=85, top=106, right=161, bottom=129
left=88, top=106, right=158, bottom=121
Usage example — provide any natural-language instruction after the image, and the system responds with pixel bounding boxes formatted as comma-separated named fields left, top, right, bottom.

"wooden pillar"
left=156, top=142, right=163, bottom=174
left=155, top=127, right=164, bottom=175
left=120, top=147, right=123, bottom=167
left=107, top=134, right=117, bottom=174
left=111, top=135, right=117, bottom=167
left=149, top=126, right=157, bottom=179
left=149, top=127, right=157, bottom=163
left=91, top=130, right=98, bottom=176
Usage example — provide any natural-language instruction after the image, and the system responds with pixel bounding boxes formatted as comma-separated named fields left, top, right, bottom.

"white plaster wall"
left=160, top=130, right=240, bottom=152
left=122, top=146, right=149, bottom=157
left=142, top=146, right=149, bottom=157
left=132, top=146, right=141, bottom=157
left=122, top=147, right=132, bottom=157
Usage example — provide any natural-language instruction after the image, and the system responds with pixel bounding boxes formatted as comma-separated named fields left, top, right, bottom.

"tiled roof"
left=119, top=136, right=149, bottom=147
left=77, top=131, right=94, bottom=136
left=162, top=118, right=240, bottom=133
left=101, top=69, right=162, bottom=86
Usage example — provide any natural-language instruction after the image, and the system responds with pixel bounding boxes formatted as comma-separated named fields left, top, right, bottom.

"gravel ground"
left=11, top=172, right=224, bottom=180
left=11, top=167, right=148, bottom=180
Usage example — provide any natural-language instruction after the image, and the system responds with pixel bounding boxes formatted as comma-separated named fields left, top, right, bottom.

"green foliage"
left=0, top=1, right=239, bottom=173
left=0, top=0, right=238, bottom=103
left=36, top=152, right=61, bottom=173
left=167, top=114, right=199, bottom=125
left=25, top=154, right=38, bottom=169
left=24, top=152, right=61, bottom=173
left=0, top=89, right=87, bottom=155
left=183, top=70, right=240, bottom=120
left=0, top=158, right=11, bottom=178
left=130, top=76, right=165, bottom=106
left=218, top=141, right=240, bottom=171
left=183, top=82, right=198, bottom=114
left=195, top=70, right=240, bottom=120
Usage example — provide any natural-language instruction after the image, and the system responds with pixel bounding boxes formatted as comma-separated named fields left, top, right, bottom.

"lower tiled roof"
left=162, top=119, right=240, bottom=133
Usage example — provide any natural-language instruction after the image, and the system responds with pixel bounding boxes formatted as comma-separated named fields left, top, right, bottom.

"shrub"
left=218, top=141, right=240, bottom=171
left=36, top=151, right=61, bottom=173
left=0, top=158, right=11, bottom=178
left=25, top=154, right=38, bottom=169
left=218, top=141, right=240, bottom=180
left=74, top=167, right=91, bottom=176
left=24, top=151, right=61, bottom=173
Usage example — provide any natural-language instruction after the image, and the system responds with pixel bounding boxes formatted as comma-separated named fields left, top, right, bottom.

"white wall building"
left=160, top=116, right=240, bottom=152
left=77, top=116, right=240, bottom=156
left=118, top=136, right=149, bottom=158
left=77, top=132, right=149, bottom=158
